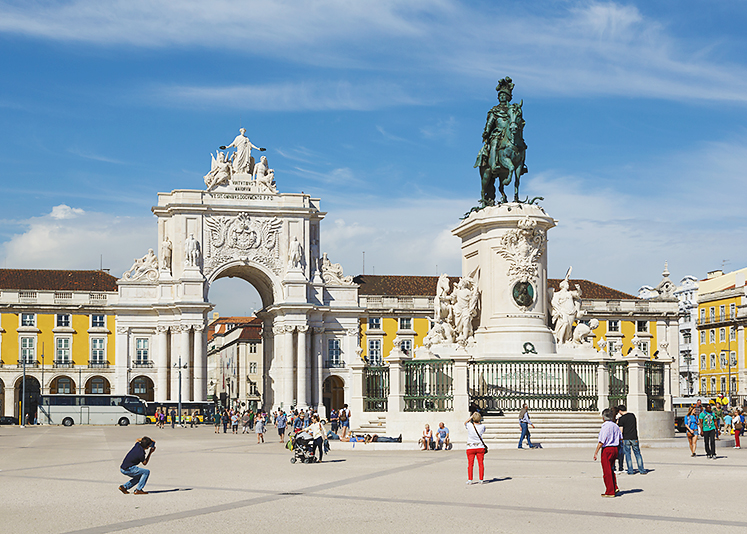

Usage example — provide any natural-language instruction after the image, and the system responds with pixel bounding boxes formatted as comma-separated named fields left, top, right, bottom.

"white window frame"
left=20, top=336, right=36, bottom=363
left=709, top=330, right=715, bottom=343
left=730, top=303, right=736, bottom=319
left=720, top=328, right=726, bottom=342
left=56, top=376, right=73, bottom=394
left=700, top=331, right=706, bottom=344
left=639, top=341, right=649, bottom=356
left=56, top=313, right=71, bottom=328
left=135, top=338, right=149, bottom=363
left=399, top=317, right=412, bottom=331
left=711, top=377, right=717, bottom=393
left=700, top=354, right=706, bottom=370
left=90, top=337, right=106, bottom=363
left=249, top=343, right=257, bottom=354
left=21, top=313, right=35, bottom=327
left=401, top=339, right=412, bottom=355
left=710, top=353, right=716, bottom=369
left=91, top=314, right=106, bottom=328
left=636, top=321, right=648, bottom=333
left=719, top=305, right=725, bottom=319
left=607, top=320, right=620, bottom=332
left=730, top=351, right=737, bottom=367
left=55, top=336, right=72, bottom=363
left=90, top=377, right=105, bottom=394
left=368, top=317, right=381, bottom=330
left=368, top=339, right=382, bottom=365
left=720, top=352, right=727, bottom=368
left=720, top=376, right=727, bottom=393
left=249, top=362, right=258, bottom=374
left=328, top=338, right=342, bottom=365
left=730, top=327, right=736, bottom=341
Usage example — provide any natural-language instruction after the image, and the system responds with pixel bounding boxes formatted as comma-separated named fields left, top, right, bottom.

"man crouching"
left=119, top=436, right=156, bottom=495
left=593, top=409, right=622, bottom=498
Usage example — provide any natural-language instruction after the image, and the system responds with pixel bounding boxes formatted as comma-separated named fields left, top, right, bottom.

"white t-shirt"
left=465, top=422, right=487, bottom=450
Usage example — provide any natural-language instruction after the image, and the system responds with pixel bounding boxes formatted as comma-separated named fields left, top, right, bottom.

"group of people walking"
left=684, top=401, right=744, bottom=458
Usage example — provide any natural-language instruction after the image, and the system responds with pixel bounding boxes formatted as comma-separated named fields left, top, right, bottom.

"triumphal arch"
left=114, top=129, right=360, bottom=411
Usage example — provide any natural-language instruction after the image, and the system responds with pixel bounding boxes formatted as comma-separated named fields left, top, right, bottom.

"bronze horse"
left=478, top=102, right=528, bottom=204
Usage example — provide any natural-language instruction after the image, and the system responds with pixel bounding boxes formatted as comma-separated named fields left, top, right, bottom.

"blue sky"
left=1, top=1, right=746, bottom=315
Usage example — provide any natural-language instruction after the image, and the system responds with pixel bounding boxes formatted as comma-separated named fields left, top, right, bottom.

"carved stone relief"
left=204, top=213, right=282, bottom=277
left=495, top=216, right=546, bottom=284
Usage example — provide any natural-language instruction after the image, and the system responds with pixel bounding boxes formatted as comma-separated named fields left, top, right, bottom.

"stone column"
left=284, top=325, right=295, bottom=409
left=312, top=327, right=324, bottom=412
left=345, top=327, right=359, bottom=366
left=660, top=355, right=674, bottom=411
left=3, top=385, right=15, bottom=417
left=625, top=354, right=649, bottom=417
left=348, top=357, right=365, bottom=426
left=180, top=324, right=192, bottom=402
left=193, top=323, right=207, bottom=402
left=297, top=325, right=309, bottom=409
left=451, top=352, right=471, bottom=415
left=270, top=324, right=285, bottom=411
left=386, top=352, right=411, bottom=414
left=169, top=327, right=180, bottom=402
left=115, top=326, right=129, bottom=395
left=155, top=326, right=169, bottom=402
left=595, top=358, right=612, bottom=410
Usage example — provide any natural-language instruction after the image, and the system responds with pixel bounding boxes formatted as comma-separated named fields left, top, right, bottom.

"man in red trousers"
left=593, top=408, right=623, bottom=497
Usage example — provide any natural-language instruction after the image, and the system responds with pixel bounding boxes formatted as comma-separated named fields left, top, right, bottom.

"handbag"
left=473, top=422, right=488, bottom=455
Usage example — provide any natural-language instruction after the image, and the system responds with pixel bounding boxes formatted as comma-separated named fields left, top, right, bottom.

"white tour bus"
left=38, top=394, right=148, bottom=426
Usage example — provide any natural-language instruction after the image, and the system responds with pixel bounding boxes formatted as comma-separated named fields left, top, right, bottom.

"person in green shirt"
left=713, top=405, right=724, bottom=440
left=699, top=404, right=717, bottom=459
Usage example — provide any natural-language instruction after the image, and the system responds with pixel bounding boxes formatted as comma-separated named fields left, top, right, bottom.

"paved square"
left=1, top=425, right=745, bottom=533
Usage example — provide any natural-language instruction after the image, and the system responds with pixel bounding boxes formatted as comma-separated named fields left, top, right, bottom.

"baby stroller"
left=290, top=431, right=317, bottom=464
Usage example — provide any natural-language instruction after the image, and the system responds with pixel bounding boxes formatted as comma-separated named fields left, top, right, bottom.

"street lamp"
left=21, top=353, right=27, bottom=428
left=173, top=355, right=188, bottom=427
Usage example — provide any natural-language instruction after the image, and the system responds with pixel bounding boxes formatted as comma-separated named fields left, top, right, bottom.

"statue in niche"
left=550, top=267, right=584, bottom=345
left=572, top=318, right=599, bottom=346
left=220, top=128, right=265, bottom=175
left=204, top=151, right=233, bottom=189
left=253, top=155, right=277, bottom=193
left=288, top=236, right=303, bottom=270
left=185, top=233, right=201, bottom=267
left=160, top=237, right=172, bottom=273
left=122, top=248, right=159, bottom=282
left=452, top=269, right=480, bottom=346
left=321, top=252, right=354, bottom=285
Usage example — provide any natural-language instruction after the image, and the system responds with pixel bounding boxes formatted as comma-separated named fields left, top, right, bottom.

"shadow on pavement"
left=483, top=477, right=512, bottom=483
left=148, top=488, right=193, bottom=494
left=617, top=489, right=643, bottom=496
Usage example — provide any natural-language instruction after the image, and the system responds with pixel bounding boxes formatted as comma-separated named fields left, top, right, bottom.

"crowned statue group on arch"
left=204, top=128, right=277, bottom=193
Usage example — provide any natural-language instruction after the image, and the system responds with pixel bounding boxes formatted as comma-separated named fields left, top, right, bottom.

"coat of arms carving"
left=495, top=216, right=545, bottom=283
left=204, top=213, right=282, bottom=276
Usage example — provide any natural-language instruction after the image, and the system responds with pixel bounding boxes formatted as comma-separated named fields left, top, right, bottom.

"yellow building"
left=696, top=268, right=747, bottom=396
left=0, top=269, right=118, bottom=421
left=355, top=275, right=675, bottom=363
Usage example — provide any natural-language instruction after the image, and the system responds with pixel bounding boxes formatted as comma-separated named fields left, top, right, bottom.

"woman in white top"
left=303, top=415, right=327, bottom=462
left=465, top=412, right=487, bottom=484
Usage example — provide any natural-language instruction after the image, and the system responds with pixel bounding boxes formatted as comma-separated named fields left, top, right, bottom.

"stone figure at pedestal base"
left=122, top=249, right=159, bottom=282
left=550, top=267, right=583, bottom=345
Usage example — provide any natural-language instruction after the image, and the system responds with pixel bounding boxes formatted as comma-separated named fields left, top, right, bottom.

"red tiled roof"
left=354, top=274, right=636, bottom=300
left=207, top=316, right=261, bottom=342
left=0, top=269, right=118, bottom=292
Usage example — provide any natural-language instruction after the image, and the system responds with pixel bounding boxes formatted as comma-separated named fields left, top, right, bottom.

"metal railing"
left=468, top=360, right=599, bottom=413
left=697, top=312, right=738, bottom=326
left=363, top=366, right=389, bottom=412
left=324, top=360, right=346, bottom=369
left=403, top=360, right=454, bottom=412
left=132, top=360, right=155, bottom=368
left=17, top=360, right=39, bottom=368
left=645, top=361, right=665, bottom=411
left=53, top=360, right=74, bottom=368
left=88, top=361, right=110, bottom=368
left=607, top=361, right=628, bottom=407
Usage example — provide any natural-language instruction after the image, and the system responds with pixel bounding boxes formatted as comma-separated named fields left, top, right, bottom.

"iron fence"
left=607, top=361, right=629, bottom=408
left=645, top=361, right=665, bottom=411
left=363, top=366, right=389, bottom=412
left=468, top=360, right=599, bottom=413
left=403, top=360, right=454, bottom=412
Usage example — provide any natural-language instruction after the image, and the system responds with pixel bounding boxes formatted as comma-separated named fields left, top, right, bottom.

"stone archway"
left=49, top=375, right=76, bottom=394
left=14, top=376, right=40, bottom=423
left=130, top=375, right=155, bottom=401
left=86, top=376, right=111, bottom=394
left=323, top=375, right=345, bottom=416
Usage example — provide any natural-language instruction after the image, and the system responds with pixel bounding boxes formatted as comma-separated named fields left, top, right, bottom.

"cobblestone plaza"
left=2, top=425, right=745, bottom=533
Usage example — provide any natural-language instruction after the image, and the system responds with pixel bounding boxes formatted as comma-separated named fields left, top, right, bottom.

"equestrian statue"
left=474, top=77, right=529, bottom=205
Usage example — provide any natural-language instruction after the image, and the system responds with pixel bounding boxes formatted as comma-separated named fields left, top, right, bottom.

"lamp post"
left=21, top=354, right=26, bottom=428
left=41, top=342, right=45, bottom=397
left=174, top=355, right=188, bottom=427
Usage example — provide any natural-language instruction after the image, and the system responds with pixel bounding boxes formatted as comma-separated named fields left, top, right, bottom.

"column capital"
left=116, top=326, right=129, bottom=335
left=345, top=327, right=359, bottom=337
left=312, top=326, right=325, bottom=334
left=297, top=325, right=309, bottom=333
left=190, top=322, right=206, bottom=332
left=156, top=325, right=169, bottom=334
left=284, top=325, right=296, bottom=334
left=272, top=325, right=285, bottom=335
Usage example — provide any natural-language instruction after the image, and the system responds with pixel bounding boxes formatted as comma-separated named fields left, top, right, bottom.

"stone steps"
left=480, top=412, right=601, bottom=447
left=353, top=415, right=386, bottom=434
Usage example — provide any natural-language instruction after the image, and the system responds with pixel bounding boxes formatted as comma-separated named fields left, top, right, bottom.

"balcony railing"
left=324, top=360, right=346, bottom=369
left=132, top=360, right=154, bottom=368
left=17, top=360, right=39, bottom=368
left=53, top=360, right=74, bottom=368
left=697, top=312, right=738, bottom=326
left=88, top=360, right=111, bottom=368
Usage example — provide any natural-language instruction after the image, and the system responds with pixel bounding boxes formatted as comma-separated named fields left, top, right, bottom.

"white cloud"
left=1, top=205, right=155, bottom=275
left=160, top=80, right=424, bottom=111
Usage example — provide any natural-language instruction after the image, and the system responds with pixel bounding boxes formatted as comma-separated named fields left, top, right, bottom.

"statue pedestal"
left=452, top=203, right=557, bottom=358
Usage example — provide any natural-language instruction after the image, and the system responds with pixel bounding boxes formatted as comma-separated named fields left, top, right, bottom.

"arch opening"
left=323, top=376, right=345, bottom=416
left=86, top=376, right=111, bottom=395
left=130, top=375, right=154, bottom=401
left=49, top=375, right=75, bottom=395
left=14, top=376, right=40, bottom=423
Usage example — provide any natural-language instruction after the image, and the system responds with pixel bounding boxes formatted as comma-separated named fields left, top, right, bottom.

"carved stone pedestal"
left=452, top=203, right=557, bottom=358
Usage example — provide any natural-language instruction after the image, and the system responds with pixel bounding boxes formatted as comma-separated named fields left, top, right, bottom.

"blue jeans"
left=518, top=422, right=533, bottom=448
left=622, top=439, right=646, bottom=474
left=121, top=465, right=150, bottom=491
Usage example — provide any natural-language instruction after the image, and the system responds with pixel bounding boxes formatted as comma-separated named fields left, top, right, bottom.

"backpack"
left=339, top=410, right=348, bottom=422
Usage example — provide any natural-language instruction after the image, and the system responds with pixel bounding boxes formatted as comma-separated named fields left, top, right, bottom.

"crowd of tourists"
left=683, top=399, right=744, bottom=458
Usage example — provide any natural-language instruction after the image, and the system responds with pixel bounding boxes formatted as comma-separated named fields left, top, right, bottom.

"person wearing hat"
left=119, top=436, right=156, bottom=495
